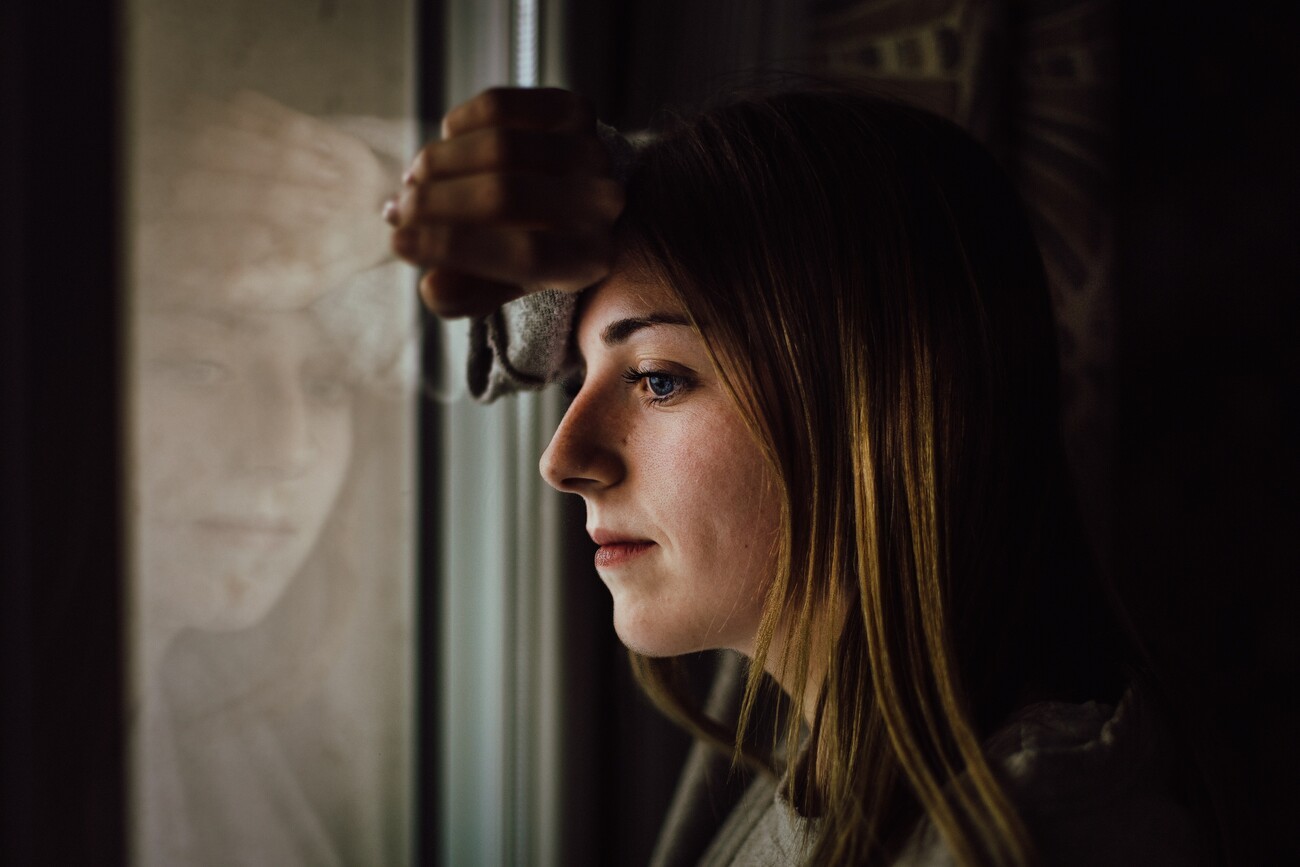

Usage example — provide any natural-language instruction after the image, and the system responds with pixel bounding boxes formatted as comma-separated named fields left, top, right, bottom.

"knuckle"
left=398, top=187, right=420, bottom=221
left=409, top=147, right=431, bottom=179
left=395, top=225, right=448, bottom=264
left=484, top=129, right=515, bottom=168
left=477, top=88, right=511, bottom=123
left=421, top=271, right=460, bottom=316
left=428, top=142, right=461, bottom=180
left=392, top=228, right=418, bottom=261
left=422, top=270, right=460, bottom=311
left=476, top=175, right=513, bottom=218
left=515, top=233, right=542, bottom=272
left=416, top=182, right=449, bottom=221
left=430, top=225, right=459, bottom=261
left=569, top=92, right=597, bottom=126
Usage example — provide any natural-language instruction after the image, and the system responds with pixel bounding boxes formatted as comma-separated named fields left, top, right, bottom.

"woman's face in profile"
left=134, top=308, right=355, bottom=635
left=541, top=271, right=781, bottom=658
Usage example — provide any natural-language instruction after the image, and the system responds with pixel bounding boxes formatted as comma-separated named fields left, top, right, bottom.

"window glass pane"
left=123, top=2, right=417, bottom=864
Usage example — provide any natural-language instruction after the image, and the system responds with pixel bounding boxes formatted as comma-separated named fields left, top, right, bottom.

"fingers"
left=393, top=172, right=623, bottom=228
left=392, top=87, right=622, bottom=318
left=404, top=126, right=610, bottom=185
left=393, top=224, right=614, bottom=296
left=418, top=269, right=532, bottom=319
left=441, top=87, right=595, bottom=139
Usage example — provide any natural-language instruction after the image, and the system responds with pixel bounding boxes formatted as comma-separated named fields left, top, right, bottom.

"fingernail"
left=382, top=199, right=399, bottom=225
left=402, top=169, right=416, bottom=186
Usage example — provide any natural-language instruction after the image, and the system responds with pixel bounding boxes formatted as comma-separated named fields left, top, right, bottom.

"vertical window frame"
left=1, top=0, right=127, bottom=864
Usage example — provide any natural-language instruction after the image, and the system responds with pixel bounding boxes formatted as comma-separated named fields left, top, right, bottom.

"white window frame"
left=436, top=3, right=569, bottom=864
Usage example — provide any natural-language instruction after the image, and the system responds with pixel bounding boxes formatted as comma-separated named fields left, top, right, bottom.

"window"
left=124, top=1, right=419, bottom=863
left=4, top=2, right=685, bottom=863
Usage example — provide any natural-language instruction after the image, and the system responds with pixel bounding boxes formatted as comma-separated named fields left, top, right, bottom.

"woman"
left=391, top=87, right=1206, bottom=865
left=134, top=92, right=416, bottom=865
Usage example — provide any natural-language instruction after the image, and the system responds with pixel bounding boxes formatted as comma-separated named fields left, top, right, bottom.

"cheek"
left=302, top=405, right=353, bottom=511
left=649, top=411, right=780, bottom=583
left=316, top=404, right=353, bottom=464
left=134, top=387, right=229, bottom=512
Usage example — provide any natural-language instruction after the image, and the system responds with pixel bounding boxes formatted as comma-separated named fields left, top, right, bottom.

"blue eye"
left=621, top=367, right=693, bottom=405
left=645, top=374, right=677, bottom=397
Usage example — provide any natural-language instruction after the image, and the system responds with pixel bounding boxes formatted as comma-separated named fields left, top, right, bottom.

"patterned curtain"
left=810, top=0, right=1118, bottom=558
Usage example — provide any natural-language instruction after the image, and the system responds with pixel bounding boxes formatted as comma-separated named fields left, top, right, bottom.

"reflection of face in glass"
left=135, top=308, right=354, bottom=638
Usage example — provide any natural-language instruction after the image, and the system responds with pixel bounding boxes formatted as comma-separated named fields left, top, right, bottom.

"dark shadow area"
left=1113, top=2, right=1299, bottom=862
left=1, top=0, right=126, bottom=864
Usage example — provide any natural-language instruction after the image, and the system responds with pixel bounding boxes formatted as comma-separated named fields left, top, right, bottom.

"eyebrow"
left=600, top=312, right=692, bottom=347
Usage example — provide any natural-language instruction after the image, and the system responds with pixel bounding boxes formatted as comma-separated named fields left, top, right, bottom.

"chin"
left=188, top=600, right=277, bottom=634
left=611, top=604, right=710, bottom=658
left=185, top=569, right=293, bottom=633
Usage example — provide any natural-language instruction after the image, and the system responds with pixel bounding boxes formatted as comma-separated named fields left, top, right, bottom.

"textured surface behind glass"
left=124, top=2, right=416, bottom=863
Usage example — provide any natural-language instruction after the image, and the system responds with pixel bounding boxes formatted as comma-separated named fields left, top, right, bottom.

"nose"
left=234, top=373, right=319, bottom=479
left=539, top=386, right=625, bottom=494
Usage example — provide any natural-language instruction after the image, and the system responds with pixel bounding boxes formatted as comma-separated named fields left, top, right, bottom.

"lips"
left=593, top=541, right=654, bottom=569
left=589, top=528, right=655, bottom=569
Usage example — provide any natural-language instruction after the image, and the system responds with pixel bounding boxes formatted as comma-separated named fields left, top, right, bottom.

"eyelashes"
left=560, top=365, right=695, bottom=406
left=620, top=366, right=693, bottom=406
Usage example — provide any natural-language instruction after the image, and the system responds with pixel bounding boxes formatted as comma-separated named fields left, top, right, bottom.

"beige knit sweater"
left=650, top=656, right=1203, bottom=867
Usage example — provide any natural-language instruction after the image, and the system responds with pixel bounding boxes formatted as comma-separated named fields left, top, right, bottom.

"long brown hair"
left=618, top=89, right=1128, bottom=865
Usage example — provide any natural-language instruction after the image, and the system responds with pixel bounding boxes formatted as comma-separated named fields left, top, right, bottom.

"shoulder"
left=902, top=684, right=1207, bottom=866
left=696, top=769, right=820, bottom=867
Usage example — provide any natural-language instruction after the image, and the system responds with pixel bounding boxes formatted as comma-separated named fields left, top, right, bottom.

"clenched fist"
left=387, top=88, right=625, bottom=318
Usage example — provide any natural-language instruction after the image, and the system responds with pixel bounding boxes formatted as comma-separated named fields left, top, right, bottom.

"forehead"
left=575, top=271, right=687, bottom=345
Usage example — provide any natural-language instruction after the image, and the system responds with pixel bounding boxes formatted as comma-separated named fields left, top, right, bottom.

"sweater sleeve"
left=465, top=121, right=636, bottom=402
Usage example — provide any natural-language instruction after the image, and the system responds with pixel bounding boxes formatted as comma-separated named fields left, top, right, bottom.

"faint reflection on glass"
left=129, top=90, right=415, bottom=865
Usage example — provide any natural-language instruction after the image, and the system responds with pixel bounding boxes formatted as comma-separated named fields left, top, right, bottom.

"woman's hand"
left=136, top=91, right=394, bottom=311
left=387, top=87, right=625, bottom=318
